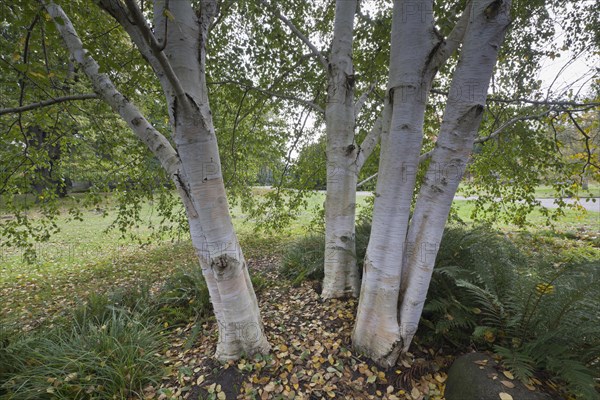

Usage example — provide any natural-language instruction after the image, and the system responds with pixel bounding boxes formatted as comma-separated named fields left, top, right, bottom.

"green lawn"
left=1, top=190, right=598, bottom=327
left=533, top=184, right=600, bottom=198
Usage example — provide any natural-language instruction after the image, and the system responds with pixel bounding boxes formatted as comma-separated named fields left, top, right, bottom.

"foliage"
left=421, top=226, right=600, bottom=399
left=152, top=267, right=212, bottom=328
left=279, top=220, right=372, bottom=286
left=0, top=302, right=165, bottom=399
left=280, top=232, right=325, bottom=286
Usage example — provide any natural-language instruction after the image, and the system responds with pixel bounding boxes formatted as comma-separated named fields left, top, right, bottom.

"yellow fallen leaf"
left=502, top=370, right=514, bottom=380
left=499, top=392, right=513, bottom=400
left=501, top=380, right=515, bottom=388
left=217, top=392, right=226, bottom=400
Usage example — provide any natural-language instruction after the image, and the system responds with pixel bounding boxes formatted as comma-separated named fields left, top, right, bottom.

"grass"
left=0, top=189, right=598, bottom=399
left=1, top=284, right=166, bottom=399
left=1, top=191, right=597, bottom=326
left=533, top=184, right=600, bottom=198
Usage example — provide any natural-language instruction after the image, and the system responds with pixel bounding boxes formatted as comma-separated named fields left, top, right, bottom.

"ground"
left=1, top=191, right=598, bottom=399
left=150, top=256, right=565, bottom=400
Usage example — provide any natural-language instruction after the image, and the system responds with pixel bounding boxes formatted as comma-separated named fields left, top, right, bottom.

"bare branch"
left=430, top=88, right=600, bottom=108
left=357, top=172, right=377, bottom=188
left=0, top=94, right=99, bottom=116
left=209, top=79, right=324, bottom=114
left=474, top=109, right=553, bottom=144
left=356, top=101, right=390, bottom=171
left=566, top=111, right=600, bottom=173
left=427, top=1, right=472, bottom=75
left=260, top=0, right=328, bottom=70
left=354, top=81, right=377, bottom=120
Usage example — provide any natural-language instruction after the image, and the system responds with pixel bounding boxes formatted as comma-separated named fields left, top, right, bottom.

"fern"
left=493, top=345, right=536, bottom=381
left=420, top=226, right=600, bottom=398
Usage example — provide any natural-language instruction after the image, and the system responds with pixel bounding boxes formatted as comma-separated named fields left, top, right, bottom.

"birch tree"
left=352, top=0, right=512, bottom=366
left=264, top=0, right=387, bottom=299
left=39, top=0, right=270, bottom=360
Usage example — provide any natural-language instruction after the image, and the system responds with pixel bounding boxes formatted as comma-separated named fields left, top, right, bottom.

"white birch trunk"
left=323, top=0, right=360, bottom=298
left=352, top=0, right=439, bottom=366
left=46, top=0, right=270, bottom=360
left=398, top=0, right=512, bottom=351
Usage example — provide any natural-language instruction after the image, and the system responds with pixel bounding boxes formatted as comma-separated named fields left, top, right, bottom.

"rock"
left=444, top=352, right=552, bottom=400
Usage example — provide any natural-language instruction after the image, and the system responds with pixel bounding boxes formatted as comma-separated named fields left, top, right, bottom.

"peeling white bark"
left=399, top=0, right=511, bottom=351
left=45, top=0, right=270, bottom=360
left=352, top=0, right=439, bottom=366
left=322, top=0, right=361, bottom=299
left=353, top=0, right=510, bottom=366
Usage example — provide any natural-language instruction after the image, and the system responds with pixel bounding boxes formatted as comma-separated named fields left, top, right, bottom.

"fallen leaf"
left=502, top=370, right=514, bottom=380
left=500, top=380, right=515, bottom=388
left=499, top=392, right=513, bottom=400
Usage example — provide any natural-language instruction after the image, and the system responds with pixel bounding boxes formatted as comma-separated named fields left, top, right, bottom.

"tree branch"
left=43, top=1, right=181, bottom=179
left=474, top=109, right=553, bottom=144
left=566, top=111, right=600, bottom=173
left=96, top=0, right=189, bottom=109
left=357, top=109, right=556, bottom=188
left=427, top=1, right=472, bottom=76
left=430, top=88, right=600, bottom=108
left=260, top=0, right=328, bottom=70
left=354, top=81, right=377, bottom=120
left=121, top=0, right=189, bottom=106
left=0, top=94, right=99, bottom=116
left=356, top=101, right=390, bottom=171
left=209, top=79, right=324, bottom=114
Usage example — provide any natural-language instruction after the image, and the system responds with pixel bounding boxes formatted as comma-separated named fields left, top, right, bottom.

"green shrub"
left=280, top=233, right=325, bottom=286
left=279, top=220, right=372, bottom=286
left=1, top=307, right=165, bottom=399
left=153, top=267, right=212, bottom=327
left=71, top=286, right=154, bottom=333
left=250, top=272, right=270, bottom=294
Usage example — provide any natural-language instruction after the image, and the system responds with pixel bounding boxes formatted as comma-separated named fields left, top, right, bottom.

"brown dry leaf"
left=411, top=387, right=421, bottom=399
left=498, top=392, right=513, bottom=400
left=500, top=380, right=515, bottom=388
left=524, top=383, right=536, bottom=391
left=474, top=359, right=489, bottom=366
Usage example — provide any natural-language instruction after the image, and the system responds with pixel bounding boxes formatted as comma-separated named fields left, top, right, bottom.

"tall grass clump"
left=153, top=266, right=212, bottom=327
left=1, top=304, right=165, bottom=399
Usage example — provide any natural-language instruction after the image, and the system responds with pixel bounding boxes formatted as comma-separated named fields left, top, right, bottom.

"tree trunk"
left=352, top=0, right=439, bottom=366
left=322, top=0, right=361, bottom=299
left=399, top=0, right=511, bottom=351
left=353, top=0, right=511, bottom=365
left=46, top=0, right=270, bottom=360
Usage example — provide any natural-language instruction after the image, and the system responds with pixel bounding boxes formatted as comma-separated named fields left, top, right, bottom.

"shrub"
left=280, top=220, right=372, bottom=286
left=153, top=267, right=212, bottom=327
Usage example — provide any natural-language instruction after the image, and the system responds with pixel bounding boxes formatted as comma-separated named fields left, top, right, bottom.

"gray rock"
left=444, top=352, right=553, bottom=400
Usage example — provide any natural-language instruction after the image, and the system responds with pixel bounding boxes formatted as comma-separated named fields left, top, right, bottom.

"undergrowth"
left=0, top=301, right=165, bottom=399
left=281, top=224, right=600, bottom=398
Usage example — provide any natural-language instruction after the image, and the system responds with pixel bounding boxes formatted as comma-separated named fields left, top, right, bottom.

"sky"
left=535, top=1, right=598, bottom=99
